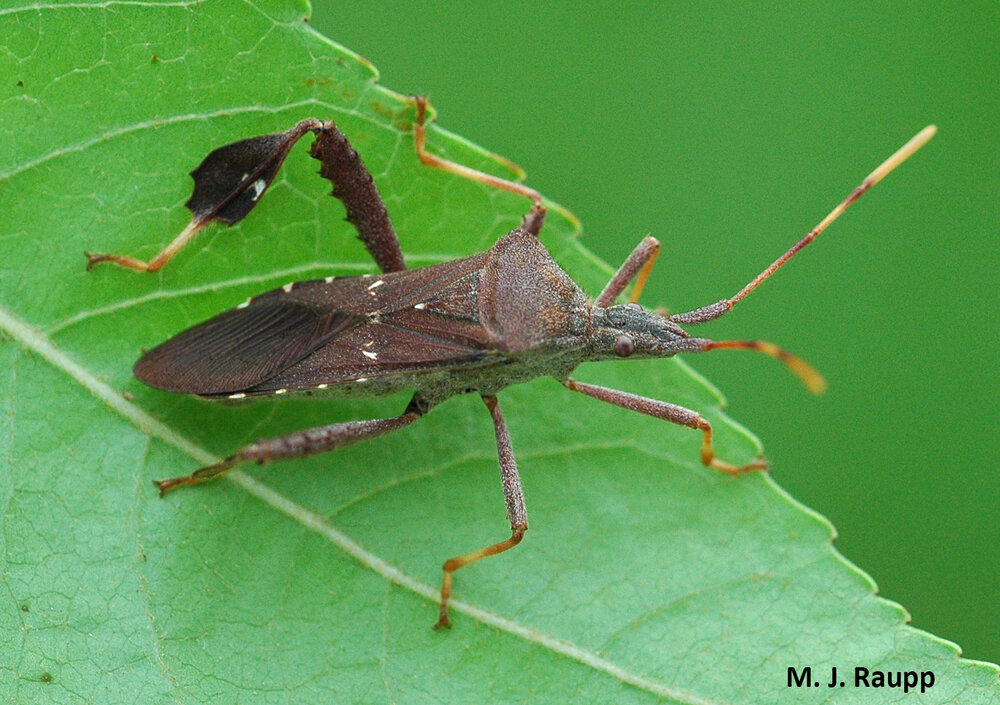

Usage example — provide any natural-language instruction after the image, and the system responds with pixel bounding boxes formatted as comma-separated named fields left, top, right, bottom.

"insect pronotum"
left=87, top=98, right=936, bottom=627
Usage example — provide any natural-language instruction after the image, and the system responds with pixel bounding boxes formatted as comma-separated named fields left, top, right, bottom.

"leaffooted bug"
left=87, top=98, right=935, bottom=627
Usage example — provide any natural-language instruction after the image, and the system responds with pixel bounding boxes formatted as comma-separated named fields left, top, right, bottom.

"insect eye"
left=613, top=334, right=635, bottom=357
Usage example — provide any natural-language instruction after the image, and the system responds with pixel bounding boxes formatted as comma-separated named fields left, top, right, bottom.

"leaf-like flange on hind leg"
left=85, top=119, right=323, bottom=272
left=185, top=119, right=324, bottom=225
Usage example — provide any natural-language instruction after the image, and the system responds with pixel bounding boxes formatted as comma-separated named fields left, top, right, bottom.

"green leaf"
left=0, top=1, right=996, bottom=703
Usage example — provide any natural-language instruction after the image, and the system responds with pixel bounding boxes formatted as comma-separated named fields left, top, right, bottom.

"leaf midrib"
left=0, top=303, right=734, bottom=705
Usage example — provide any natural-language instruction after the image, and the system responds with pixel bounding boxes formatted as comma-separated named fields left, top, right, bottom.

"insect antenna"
left=670, top=125, right=937, bottom=326
left=701, top=339, right=827, bottom=394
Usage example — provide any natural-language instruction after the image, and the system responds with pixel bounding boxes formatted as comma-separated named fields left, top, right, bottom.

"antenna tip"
left=915, top=124, right=938, bottom=145
left=703, top=340, right=827, bottom=394
left=864, top=124, right=938, bottom=186
left=788, top=356, right=828, bottom=395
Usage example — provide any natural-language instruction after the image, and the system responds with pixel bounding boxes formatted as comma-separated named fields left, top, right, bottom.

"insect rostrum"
left=88, top=98, right=935, bottom=628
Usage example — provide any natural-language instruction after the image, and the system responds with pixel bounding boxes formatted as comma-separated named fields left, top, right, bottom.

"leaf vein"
left=0, top=304, right=730, bottom=705
left=0, top=1, right=203, bottom=17
left=0, top=99, right=389, bottom=184
left=48, top=255, right=450, bottom=335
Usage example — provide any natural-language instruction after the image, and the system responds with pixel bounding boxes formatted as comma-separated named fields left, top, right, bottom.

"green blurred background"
left=313, top=1, right=998, bottom=662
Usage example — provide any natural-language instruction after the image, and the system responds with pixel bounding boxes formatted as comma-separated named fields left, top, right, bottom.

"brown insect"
left=87, top=99, right=935, bottom=627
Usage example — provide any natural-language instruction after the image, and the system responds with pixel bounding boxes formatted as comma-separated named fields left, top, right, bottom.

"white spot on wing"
left=237, top=298, right=251, bottom=309
left=250, top=178, right=267, bottom=201
left=413, top=303, right=426, bottom=310
left=282, top=282, right=294, bottom=293
left=324, top=276, right=335, bottom=283
left=367, top=279, right=385, bottom=290
left=274, top=388, right=287, bottom=395
left=229, top=393, right=246, bottom=400
left=316, top=383, right=328, bottom=390
left=362, top=350, right=378, bottom=360
left=356, top=377, right=369, bottom=383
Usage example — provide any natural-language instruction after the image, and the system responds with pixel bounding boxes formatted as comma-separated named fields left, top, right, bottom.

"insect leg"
left=85, top=220, right=204, bottom=273
left=309, top=123, right=408, bottom=273
left=88, top=117, right=410, bottom=274
left=595, top=236, right=661, bottom=307
left=435, top=394, right=528, bottom=629
left=412, top=96, right=546, bottom=237
left=562, top=378, right=767, bottom=474
left=154, top=394, right=430, bottom=495
left=86, top=119, right=324, bottom=272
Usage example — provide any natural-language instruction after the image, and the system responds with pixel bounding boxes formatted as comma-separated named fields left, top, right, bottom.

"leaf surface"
left=0, top=1, right=997, bottom=703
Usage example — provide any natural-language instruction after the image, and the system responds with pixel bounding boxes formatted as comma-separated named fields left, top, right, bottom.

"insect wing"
left=240, top=254, right=499, bottom=394
left=135, top=251, right=500, bottom=397
left=134, top=299, right=363, bottom=395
